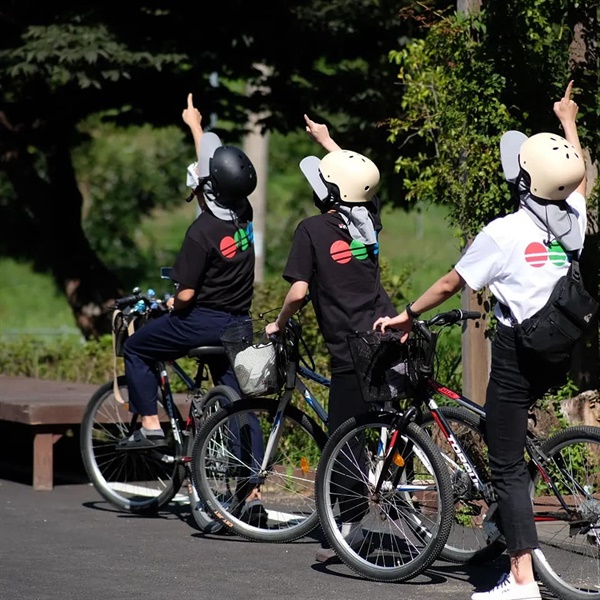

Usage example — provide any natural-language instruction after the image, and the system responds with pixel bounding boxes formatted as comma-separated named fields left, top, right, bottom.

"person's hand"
left=373, top=313, right=411, bottom=341
left=182, top=93, right=202, bottom=130
left=553, top=80, right=578, bottom=125
left=304, top=114, right=341, bottom=152
left=166, top=296, right=175, bottom=311
left=265, top=322, right=280, bottom=337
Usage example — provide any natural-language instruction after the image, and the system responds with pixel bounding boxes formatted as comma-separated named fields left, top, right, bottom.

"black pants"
left=329, top=371, right=371, bottom=523
left=485, top=323, right=560, bottom=554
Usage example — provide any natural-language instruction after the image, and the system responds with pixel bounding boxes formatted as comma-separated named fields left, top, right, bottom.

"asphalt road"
left=1, top=476, right=549, bottom=600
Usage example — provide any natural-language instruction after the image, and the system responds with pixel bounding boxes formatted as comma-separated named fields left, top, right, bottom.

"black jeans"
left=329, top=370, right=371, bottom=523
left=485, top=323, right=558, bottom=554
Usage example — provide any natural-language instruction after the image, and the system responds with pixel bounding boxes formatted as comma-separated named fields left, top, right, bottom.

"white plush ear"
left=197, top=132, right=223, bottom=178
left=500, top=131, right=528, bottom=182
left=300, top=156, right=328, bottom=200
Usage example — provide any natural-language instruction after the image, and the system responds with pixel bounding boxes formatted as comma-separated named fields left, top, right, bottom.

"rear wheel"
left=529, top=426, right=600, bottom=600
left=315, top=411, right=454, bottom=582
left=187, top=385, right=240, bottom=533
left=420, top=406, right=506, bottom=564
left=80, top=376, right=186, bottom=512
left=192, top=397, right=327, bottom=542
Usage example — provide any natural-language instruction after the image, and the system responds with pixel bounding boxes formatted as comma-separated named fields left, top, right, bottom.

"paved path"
left=0, top=376, right=559, bottom=600
left=0, top=477, right=561, bottom=600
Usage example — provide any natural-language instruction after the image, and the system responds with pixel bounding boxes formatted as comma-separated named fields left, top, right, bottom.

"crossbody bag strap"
left=498, top=302, right=517, bottom=326
left=112, top=309, right=128, bottom=405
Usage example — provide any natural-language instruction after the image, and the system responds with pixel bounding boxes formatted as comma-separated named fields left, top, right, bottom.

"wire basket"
left=221, top=320, right=285, bottom=397
left=347, top=330, right=421, bottom=404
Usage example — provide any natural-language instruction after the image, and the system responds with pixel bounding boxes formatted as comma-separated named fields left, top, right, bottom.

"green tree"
left=387, top=2, right=599, bottom=388
left=0, top=0, right=437, bottom=337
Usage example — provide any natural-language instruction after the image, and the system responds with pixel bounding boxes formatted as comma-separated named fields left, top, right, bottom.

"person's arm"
left=553, top=80, right=586, bottom=196
left=265, top=280, right=309, bottom=335
left=182, top=93, right=204, bottom=161
left=373, top=268, right=465, bottom=338
left=166, top=285, right=196, bottom=312
left=304, top=114, right=342, bottom=152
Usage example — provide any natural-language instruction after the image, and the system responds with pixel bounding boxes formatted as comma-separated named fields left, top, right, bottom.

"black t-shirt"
left=283, top=201, right=397, bottom=372
left=170, top=203, right=255, bottom=314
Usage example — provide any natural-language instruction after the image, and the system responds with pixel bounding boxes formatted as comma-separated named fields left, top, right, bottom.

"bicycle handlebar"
left=425, top=308, right=481, bottom=328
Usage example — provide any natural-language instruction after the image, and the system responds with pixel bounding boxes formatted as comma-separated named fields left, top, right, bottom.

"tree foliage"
left=387, top=2, right=599, bottom=239
left=386, top=1, right=599, bottom=388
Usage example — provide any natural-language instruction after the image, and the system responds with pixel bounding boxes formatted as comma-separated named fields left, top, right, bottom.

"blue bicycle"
left=191, top=306, right=331, bottom=543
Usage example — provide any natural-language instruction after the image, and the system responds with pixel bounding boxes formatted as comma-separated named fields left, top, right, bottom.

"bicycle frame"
left=425, top=377, right=593, bottom=524
left=255, top=322, right=329, bottom=478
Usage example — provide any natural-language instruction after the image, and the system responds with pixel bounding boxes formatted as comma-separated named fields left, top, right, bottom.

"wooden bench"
left=0, top=375, right=97, bottom=491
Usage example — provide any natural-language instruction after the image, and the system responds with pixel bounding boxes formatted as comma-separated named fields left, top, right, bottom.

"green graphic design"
left=234, top=228, right=249, bottom=251
left=547, top=241, right=567, bottom=267
left=350, top=239, right=368, bottom=260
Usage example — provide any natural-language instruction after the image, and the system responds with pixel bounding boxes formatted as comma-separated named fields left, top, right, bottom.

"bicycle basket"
left=221, top=321, right=284, bottom=397
left=112, top=309, right=149, bottom=357
left=347, top=330, right=419, bottom=404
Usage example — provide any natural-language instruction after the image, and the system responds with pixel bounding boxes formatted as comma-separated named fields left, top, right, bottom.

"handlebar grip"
left=115, top=294, right=139, bottom=309
left=459, top=310, right=481, bottom=320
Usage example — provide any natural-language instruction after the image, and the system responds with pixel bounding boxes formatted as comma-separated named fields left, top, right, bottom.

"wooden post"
left=243, top=64, right=271, bottom=285
left=461, top=287, right=491, bottom=405
left=457, top=0, right=490, bottom=404
left=243, top=122, right=269, bottom=284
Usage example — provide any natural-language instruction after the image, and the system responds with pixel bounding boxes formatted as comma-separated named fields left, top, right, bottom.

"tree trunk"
left=1, top=123, right=124, bottom=339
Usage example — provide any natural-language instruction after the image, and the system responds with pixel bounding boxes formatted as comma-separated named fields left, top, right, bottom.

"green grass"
left=379, top=202, right=464, bottom=310
left=0, top=258, right=80, bottom=338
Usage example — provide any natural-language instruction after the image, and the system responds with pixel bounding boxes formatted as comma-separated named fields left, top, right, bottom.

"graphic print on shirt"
left=329, top=239, right=379, bottom=264
left=219, top=222, right=254, bottom=259
left=524, top=240, right=568, bottom=268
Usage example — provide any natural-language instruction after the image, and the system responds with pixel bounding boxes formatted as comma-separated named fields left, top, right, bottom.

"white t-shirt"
left=455, top=192, right=587, bottom=326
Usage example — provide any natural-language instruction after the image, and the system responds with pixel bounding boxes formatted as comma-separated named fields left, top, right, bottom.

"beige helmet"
left=519, top=133, right=585, bottom=201
left=318, top=150, right=380, bottom=203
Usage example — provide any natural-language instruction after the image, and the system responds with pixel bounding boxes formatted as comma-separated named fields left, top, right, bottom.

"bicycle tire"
left=420, top=406, right=506, bottom=564
left=315, top=411, right=454, bottom=582
left=80, top=376, right=186, bottom=512
left=187, top=385, right=240, bottom=534
left=192, top=397, right=328, bottom=543
left=529, top=425, right=600, bottom=600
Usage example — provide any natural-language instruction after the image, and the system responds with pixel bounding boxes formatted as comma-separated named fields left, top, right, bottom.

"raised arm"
left=304, top=114, right=342, bottom=152
left=553, top=80, right=586, bottom=196
left=182, top=93, right=204, bottom=161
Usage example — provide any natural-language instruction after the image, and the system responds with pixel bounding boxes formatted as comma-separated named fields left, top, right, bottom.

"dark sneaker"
left=240, top=499, right=269, bottom=528
left=116, top=428, right=168, bottom=450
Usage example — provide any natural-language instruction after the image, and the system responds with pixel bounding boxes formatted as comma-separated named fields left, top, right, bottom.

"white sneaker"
left=471, top=574, right=541, bottom=600
left=315, top=522, right=365, bottom=562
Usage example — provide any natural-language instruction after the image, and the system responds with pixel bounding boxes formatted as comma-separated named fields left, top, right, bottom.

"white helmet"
left=519, top=133, right=585, bottom=201
left=318, top=150, right=380, bottom=204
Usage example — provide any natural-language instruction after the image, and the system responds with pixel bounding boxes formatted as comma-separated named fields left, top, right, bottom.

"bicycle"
left=190, top=306, right=332, bottom=543
left=405, top=310, right=599, bottom=600
left=316, top=308, right=600, bottom=597
left=80, top=275, right=241, bottom=533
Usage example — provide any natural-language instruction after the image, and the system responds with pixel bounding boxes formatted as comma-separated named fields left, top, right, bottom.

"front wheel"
left=192, top=397, right=327, bottom=543
left=529, top=425, right=600, bottom=600
left=186, top=385, right=240, bottom=533
left=315, top=411, right=454, bottom=582
left=80, top=376, right=186, bottom=512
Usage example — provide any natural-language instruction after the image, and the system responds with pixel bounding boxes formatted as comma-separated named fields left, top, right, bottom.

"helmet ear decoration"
left=300, top=156, right=328, bottom=199
left=500, top=130, right=528, bottom=183
left=197, top=132, right=223, bottom=178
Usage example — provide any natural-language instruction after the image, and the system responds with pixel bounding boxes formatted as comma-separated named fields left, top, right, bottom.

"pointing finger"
left=564, top=80, right=573, bottom=100
left=187, top=93, right=194, bottom=108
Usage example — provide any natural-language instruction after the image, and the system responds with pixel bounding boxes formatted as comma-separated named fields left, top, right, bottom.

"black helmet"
left=208, top=146, right=257, bottom=207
